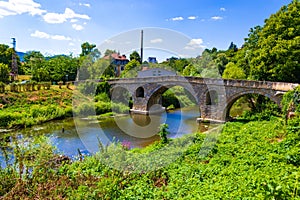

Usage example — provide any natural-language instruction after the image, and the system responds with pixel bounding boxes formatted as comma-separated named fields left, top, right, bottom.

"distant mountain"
left=16, top=51, right=26, bottom=62
left=15, top=52, right=68, bottom=62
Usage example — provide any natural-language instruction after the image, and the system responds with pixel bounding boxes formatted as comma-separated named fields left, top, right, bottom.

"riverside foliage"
left=1, top=86, right=300, bottom=199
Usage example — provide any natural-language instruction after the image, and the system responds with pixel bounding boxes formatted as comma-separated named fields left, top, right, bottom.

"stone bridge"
left=107, top=76, right=298, bottom=122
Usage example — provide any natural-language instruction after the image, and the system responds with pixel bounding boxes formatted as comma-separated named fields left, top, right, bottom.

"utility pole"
left=140, top=30, right=143, bottom=64
left=11, top=38, right=18, bottom=81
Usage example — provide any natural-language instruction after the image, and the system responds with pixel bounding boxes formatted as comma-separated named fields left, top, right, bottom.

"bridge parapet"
left=108, top=76, right=298, bottom=91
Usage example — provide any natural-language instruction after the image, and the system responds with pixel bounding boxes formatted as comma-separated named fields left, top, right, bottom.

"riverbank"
left=1, top=117, right=299, bottom=199
left=0, top=86, right=75, bottom=129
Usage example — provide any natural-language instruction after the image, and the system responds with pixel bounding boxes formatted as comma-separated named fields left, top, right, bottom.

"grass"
left=0, top=86, right=75, bottom=128
left=1, top=117, right=300, bottom=199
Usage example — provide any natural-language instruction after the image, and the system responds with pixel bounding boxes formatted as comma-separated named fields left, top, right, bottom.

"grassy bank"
left=0, top=86, right=74, bottom=129
left=1, top=117, right=299, bottom=199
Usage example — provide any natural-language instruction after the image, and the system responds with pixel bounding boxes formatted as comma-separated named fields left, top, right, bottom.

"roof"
left=104, top=53, right=128, bottom=61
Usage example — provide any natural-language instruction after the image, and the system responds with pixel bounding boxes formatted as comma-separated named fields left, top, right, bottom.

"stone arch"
left=136, top=86, right=145, bottom=98
left=110, top=85, right=132, bottom=107
left=147, top=83, right=198, bottom=111
left=205, top=90, right=219, bottom=105
left=223, top=90, right=281, bottom=120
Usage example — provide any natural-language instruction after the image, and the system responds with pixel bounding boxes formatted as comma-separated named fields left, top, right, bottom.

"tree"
left=0, top=63, right=10, bottom=83
left=228, top=42, right=238, bottom=52
left=157, top=123, right=170, bottom=144
left=80, top=42, right=96, bottom=57
left=0, top=44, right=11, bottom=65
left=222, top=62, right=246, bottom=79
left=89, top=58, right=113, bottom=79
left=248, top=1, right=300, bottom=82
left=104, top=49, right=116, bottom=57
left=129, top=51, right=141, bottom=63
left=121, top=59, right=140, bottom=78
left=46, top=55, right=78, bottom=82
left=182, top=64, right=198, bottom=76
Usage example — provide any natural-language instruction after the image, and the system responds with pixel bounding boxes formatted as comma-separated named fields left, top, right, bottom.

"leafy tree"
left=129, top=51, right=141, bottom=63
left=46, top=55, right=78, bottom=82
left=222, top=62, right=246, bottom=79
left=0, top=44, right=21, bottom=75
left=80, top=42, right=96, bottom=57
left=182, top=64, right=198, bottom=76
left=89, top=58, right=113, bottom=79
left=228, top=42, right=238, bottom=52
left=248, top=1, right=300, bottom=82
left=0, top=44, right=12, bottom=65
left=121, top=59, right=140, bottom=78
left=104, top=49, right=117, bottom=57
left=157, top=123, right=170, bottom=144
left=0, top=63, right=10, bottom=83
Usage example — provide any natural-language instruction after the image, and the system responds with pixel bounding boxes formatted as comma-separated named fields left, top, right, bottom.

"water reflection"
left=1, top=106, right=216, bottom=162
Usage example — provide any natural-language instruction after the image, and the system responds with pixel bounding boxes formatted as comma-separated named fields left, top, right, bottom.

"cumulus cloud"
left=0, top=0, right=46, bottom=18
left=150, top=38, right=163, bottom=44
left=184, top=38, right=204, bottom=50
left=211, top=16, right=223, bottom=20
left=70, top=19, right=78, bottom=23
left=220, top=7, right=226, bottom=11
left=188, top=16, right=198, bottom=20
left=72, top=24, right=84, bottom=31
left=31, top=30, right=71, bottom=41
left=43, top=8, right=90, bottom=24
left=170, top=16, right=184, bottom=21
left=79, top=3, right=91, bottom=8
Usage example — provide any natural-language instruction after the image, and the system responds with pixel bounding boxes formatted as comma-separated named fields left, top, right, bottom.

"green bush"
left=94, top=101, right=111, bottom=115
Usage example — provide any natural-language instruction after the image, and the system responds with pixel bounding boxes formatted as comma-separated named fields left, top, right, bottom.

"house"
left=104, top=53, right=129, bottom=77
left=148, top=57, right=157, bottom=63
left=137, top=67, right=176, bottom=77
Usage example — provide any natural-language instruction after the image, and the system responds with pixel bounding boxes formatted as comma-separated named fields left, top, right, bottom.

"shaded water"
left=1, top=107, right=214, bottom=163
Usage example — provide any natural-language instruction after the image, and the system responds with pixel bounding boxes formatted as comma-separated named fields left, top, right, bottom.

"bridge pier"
left=130, top=97, right=165, bottom=115
left=197, top=104, right=226, bottom=123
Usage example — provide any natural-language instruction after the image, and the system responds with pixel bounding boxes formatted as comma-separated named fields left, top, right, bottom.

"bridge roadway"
left=106, top=76, right=298, bottom=122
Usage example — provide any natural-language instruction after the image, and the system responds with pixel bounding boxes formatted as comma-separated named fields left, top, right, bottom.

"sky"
left=0, top=0, right=292, bottom=61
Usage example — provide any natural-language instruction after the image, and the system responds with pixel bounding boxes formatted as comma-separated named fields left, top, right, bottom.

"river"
left=1, top=106, right=216, bottom=165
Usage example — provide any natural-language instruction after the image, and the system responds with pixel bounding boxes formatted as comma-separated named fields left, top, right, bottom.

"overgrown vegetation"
left=1, top=85, right=300, bottom=199
left=0, top=86, right=74, bottom=128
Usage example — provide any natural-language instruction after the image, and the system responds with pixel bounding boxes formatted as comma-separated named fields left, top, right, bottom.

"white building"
left=137, top=68, right=176, bottom=77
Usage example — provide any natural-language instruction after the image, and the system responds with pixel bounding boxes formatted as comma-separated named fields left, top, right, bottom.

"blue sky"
left=0, top=0, right=292, bottom=61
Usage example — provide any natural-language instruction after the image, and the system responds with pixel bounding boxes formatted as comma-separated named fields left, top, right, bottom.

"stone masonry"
left=107, top=76, right=298, bottom=122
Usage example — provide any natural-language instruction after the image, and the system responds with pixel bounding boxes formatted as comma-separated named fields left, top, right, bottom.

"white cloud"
left=70, top=19, right=78, bottom=23
left=0, top=0, right=46, bottom=18
left=79, top=3, right=91, bottom=8
left=104, top=39, right=115, bottom=44
left=185, top=38, right=204, bottom=50
left=188, top=16, right=198, bottom=20
left=220, top=7, right=226, bottom=11
left=170, top=16, right=184, bottom=21
left=72, top=24, right=84, bottom=31
left=211, top=16, right=223, bottom=20
left=43, top=8, right=90, bottom=24
left=30, top=30, right=50, bottom=39
left=150, top=38, right=163, bottom=44
left=69, top=42, right=75, bottom=46
left=51, top=34, right=71, bottom=41
left=31, top=30, right=71, bottom=41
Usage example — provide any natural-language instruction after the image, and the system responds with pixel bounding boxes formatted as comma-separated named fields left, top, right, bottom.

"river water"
left=1, top=107, right=215, bottom=164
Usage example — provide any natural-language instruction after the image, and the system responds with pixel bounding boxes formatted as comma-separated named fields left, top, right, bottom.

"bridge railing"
left=106, top=76, right=298, bottom=91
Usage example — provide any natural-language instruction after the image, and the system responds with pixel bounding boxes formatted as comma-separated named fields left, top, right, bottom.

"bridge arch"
left=146, top=83, right=199, bottom=111
left=136, top=86, right=145, bottom=98
left=110, top=85, right=133, bottom=109
left=223, top=90, right=282, bottom=120
left=205, top=89, right=219, bottom=105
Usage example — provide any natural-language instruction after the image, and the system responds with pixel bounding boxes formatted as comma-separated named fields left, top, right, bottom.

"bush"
left=75, top=102, right=96, bottom=117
